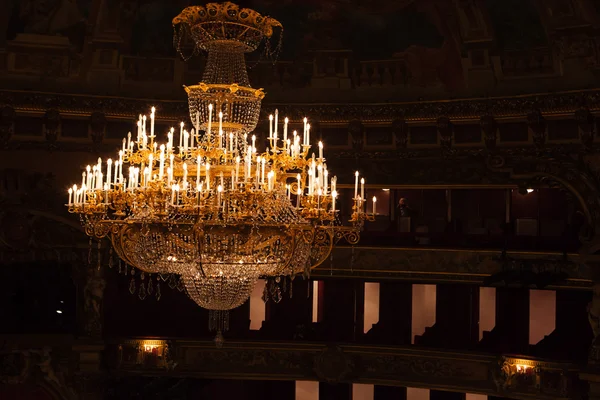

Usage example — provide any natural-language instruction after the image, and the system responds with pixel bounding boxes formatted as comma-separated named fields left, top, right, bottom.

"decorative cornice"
left=0, top=89, right=598, bottom=123
left=107, top=339, right=582, bottom=400
left=319, top=247, right=591, bottom=289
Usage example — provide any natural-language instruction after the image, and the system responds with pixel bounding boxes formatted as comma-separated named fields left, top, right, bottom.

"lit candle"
left=81, top=171, right=85, bottom=190
left=269, top=114, right=273, bottom=139
left=142, top=115, right=147, bottom=136
left=231, top=170, right=235, bottom=190
left=122, top=138, right=126, bottom=154
left=354, top=171, right=359, bottom=199
left=179, top=122, right=184, bottom=149
left=306, top=123, right=310, bottom=146
left=283, top=117, right=288, bottom=142
left=372, top=196, right=377, bottom=215
left=171, top=184, right=176, bottom=205
left=261, top=157, right=266, bottom=185
left=218, top=111, right=223, bottom=135
left=229, top=132, right=233, bottom=153
left=297, top=173, right=301, bottom=195
left=251, top=134, right=256, bottom=150
left=169, top=154, right=174, bottom=184
left=113, top=161, right=119, bottom=186
left=168, top=128, right=174, bottom=152
left=207, top=104, right=213, bottom=138
left=150, top=107, right=155, bottom=138
left=206, top=162, right=210, bottom=191
left=190, top=128, right=195, bottom=149
left=137, top=118, right=141, bottom=143
left=106, top=159, right=112, bottom=188
left=127, top=132, right=131, bottom=152
left=318, top=141, right=323, bottom=160
left=303, top=117, right=308, bottom=145
left=159, top=145, right=165, bottom=180
left=91, top=166, right=97, bottom=191
left=274, top=109, right=278, bottom=140
left=68, top=188, right=73, bottom=206
left=184, top=130, right=189, bottom=152
left=360, top=178, right=365, bottom=204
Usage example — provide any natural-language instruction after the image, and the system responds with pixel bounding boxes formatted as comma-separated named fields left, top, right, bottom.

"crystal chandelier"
left=67, top=2, right=375, bottom=332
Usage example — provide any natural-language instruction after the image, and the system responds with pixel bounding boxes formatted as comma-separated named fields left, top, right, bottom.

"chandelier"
left=67, top=2, right=375, bottom=333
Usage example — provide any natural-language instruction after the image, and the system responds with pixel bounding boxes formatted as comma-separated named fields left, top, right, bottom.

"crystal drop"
left=118, top=259, right=122, bottom=274
left=108, top=253, right=114, bottom=269
left=131, top=267, right=135, bottom=276
left=139, top=282, right=147, bottom=300
left=262, top=282, right=269, bottom=303
left=148, top=279, right=154, bottom=295
left=214, top=331, right=224, bottom=348
left=168, top=275, right=177, bottom=290
left=129, top=278, right=136, bottom=294
left=141, top=272, right=145, bottom=280
left=156, top=283, right=162, bottom=301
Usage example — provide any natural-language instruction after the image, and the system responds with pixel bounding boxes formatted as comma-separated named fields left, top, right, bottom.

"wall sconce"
left=526, top=188, right=534, bottom=194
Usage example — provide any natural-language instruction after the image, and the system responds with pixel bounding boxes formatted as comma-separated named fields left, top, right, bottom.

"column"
left=418, top=284, right=478, bottom=348
left=368, top=282, right=412, bottom=344
left=321, top=280, right=363, bottom=341
left=430, top=390, right=464, bottom=400
left=319, top=382, right=351, bottom=400
left=374, top=385, right=406, bottom=400
left=263, top=278, right=312, bottom=339
left=479, top=288, right=529, bottom=354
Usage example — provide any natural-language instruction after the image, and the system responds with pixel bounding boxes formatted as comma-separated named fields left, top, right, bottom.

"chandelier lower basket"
left=183, top=272, right=258, bottom=310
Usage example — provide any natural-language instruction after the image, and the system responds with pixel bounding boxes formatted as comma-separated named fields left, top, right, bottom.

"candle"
left=190, top=128, right=195, bottom=149
left=68, top=188, right=73, bottom=206
left=106, top=159, right=112, bottom=188
left=354, top=171, right=359, bottom=199
left=372, top=196, right=377, bottom=215
left=91, top=166, right=97, bottom=191
left=231, top=170, right=235, bottom=190
left=150, top=107, right=155, bottom=138
left=127, top=132, right=131, bottom=152
left=283, top=117, right=288, bottom=142
left=318, top=141, right=323, bottom=160
left=179, top=122, right=184, bottom=149
left=183, top=130, right=189, bottom=151
left=168, top=128, right=174, bottom=152
left=269, top=114, right=273, bottom=139
left=122, top=138, right=126, bottom=154
left=261, top=158, right=266, bottom=185
left=205, top=163, right=210, bottom=191
left=171, top=185, right=176, bottom=205
left=303, top=117, right=307, bottom=145
left=137, top=118, right=141, bottom=143
left=81, top=171, right=85, bottom=190
left=251, top=135, right=256, bottom=150
left=274, top=109, right=278, bottom=141
left=218, top=111, right=223, bottom=136
left=360, top=178, right=365, bottom=201
left=306, top=123, right=310, bottom=146
left=207, top=104, right=213, bottom=138
left=169, top=154, right=174, bottom=184
left=297, top=173, right=301, bottom=195
left=229, top=132, right=233, bottom=153
left=159, top=145, right=165, bottom=180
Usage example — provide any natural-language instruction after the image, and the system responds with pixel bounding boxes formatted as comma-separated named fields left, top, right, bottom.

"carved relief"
left=480, top=115, right=497, bottom=150
left=348, top=120, right=364, bottom=152
left=392, top=118, right=408, bottom=149
left=90, top=111, right=106, bottom=145
left=575, top=108, right=595, bottom=151
left=313, top=346, right=353, bottom=383
left=43, top=109, right=61, bottom=144
left=0, top=105, right=15, bottom=147
left=527, top=109, right=547, bottom=149
left=437, top=116, right=453, bottom=154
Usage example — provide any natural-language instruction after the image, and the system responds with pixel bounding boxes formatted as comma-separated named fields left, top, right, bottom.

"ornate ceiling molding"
left=0, top=89, right=598, bottom=122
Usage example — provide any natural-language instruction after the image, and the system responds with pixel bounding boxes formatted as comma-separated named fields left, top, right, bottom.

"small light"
left=60, top=301, right=64, bottom=304
left=382, top=188, right=390, bottom=192
left=56, top=310, right=63, bottom=314
left=526, top=188, right=534, bottom=193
